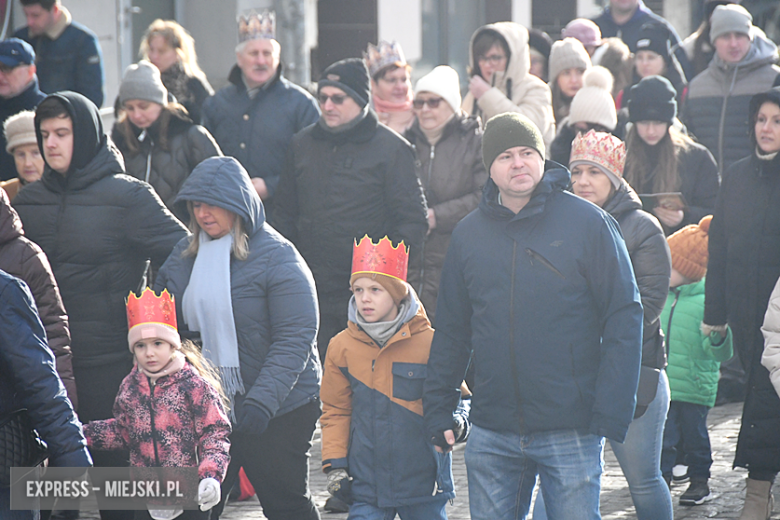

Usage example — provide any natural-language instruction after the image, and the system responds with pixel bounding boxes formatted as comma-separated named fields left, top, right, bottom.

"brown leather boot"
left=738, top=478, right=774, bottom=520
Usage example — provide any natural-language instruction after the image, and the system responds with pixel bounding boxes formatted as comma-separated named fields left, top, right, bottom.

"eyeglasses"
left=318, top=93, right=347, bottom=105
left=412, top=97, right=444, bottom=109
left=478, top=54, right=506, bottom=65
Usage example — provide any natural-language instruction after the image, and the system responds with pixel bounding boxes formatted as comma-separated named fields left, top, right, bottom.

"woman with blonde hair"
left=140, top=19, right=213, bottom=123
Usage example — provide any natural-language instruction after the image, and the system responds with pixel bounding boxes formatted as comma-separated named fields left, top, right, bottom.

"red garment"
left=83, top=362, right=231, bottom=481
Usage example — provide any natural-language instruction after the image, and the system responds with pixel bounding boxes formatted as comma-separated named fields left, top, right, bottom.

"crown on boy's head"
left=351, top=235, right=409, bottom=283
left=364, top=41, right=406, bottom=78
left=238, top=9, right=275, bottom=43
left=126, top=288, right=177, bottom=333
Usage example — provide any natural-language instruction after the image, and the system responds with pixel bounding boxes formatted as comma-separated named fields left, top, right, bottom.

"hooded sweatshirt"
left=462, top=22, right=556, bottom=150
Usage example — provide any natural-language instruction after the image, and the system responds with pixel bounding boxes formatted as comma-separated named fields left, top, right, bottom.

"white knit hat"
left=414, top=65, right=461, bottom=114
left=568, top=66, right=617, bottom=131
left=4, top=110, right=36, bottom=153
left=548, top=37, right=591, bottom=83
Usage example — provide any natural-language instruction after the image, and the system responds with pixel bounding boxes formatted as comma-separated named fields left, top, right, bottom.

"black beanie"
left=318, top=58, right=371, bottom=107
left=628, top=75, right=677, bottom=124
left=635, top=23, right=672, bottom=60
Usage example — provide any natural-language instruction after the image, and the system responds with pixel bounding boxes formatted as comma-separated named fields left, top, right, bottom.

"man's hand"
left=468, top=75, right=492, bottom=100
left=252, top=177, right=269, bottom=200
left=427, top=208, right=437, bottom=234
left=432, top=429, right=456, bottom=453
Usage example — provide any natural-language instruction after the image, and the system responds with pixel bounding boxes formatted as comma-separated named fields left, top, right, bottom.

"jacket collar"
left=310, top=107, right=379, bottom=144
left=46, top=6, right=72, bottom=40
left=228, top=62, right=283, bottom=92
left=480, top=161, right=571, bottom=222
left=4, top=77, right=44, bottom=112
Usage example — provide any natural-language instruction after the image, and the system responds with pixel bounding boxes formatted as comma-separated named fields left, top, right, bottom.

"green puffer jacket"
left=661, top=278, right=733, bottom=407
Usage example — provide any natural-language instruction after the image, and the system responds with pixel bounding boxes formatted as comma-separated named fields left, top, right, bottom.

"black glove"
left=235, top=402, right=270, bottom=436
left=326, top=468, right=353, bottom=504
left=430, top=430, right=452, bottom=452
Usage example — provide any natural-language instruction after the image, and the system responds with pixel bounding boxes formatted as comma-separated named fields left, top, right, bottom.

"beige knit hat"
left=548, top=38, right=591, bottom=83
left=568, top=66, right=617, bottom=131
left=4, top=110, right=37, bottom=153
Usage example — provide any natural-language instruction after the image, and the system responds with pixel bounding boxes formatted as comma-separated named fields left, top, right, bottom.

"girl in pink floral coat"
left=83, top=289, right=231, bottom=519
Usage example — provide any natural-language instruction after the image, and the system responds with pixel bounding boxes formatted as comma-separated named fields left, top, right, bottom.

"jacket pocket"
left=392, top=362, right=427, bottom=401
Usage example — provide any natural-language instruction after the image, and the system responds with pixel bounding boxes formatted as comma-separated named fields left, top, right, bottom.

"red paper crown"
left=351, top=235, right=409, bottom=282
left=126, top=288, right=177, bottom=333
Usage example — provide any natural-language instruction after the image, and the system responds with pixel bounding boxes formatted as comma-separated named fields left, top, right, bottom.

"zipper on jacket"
left=417, top=145, right=436, bottom=294
left=508, top=242, right=525, bottom=432
left=525, top=248, right=565, bottom=279
left=148, top=378, right=161, bottom=466
left=717, top=66, right=739, bottom=175
left=665, top=288, right=681, bottom=356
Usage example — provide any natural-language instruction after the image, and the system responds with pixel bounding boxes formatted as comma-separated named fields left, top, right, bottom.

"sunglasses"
left=412, top=97, right=444, bottom=109
left=318, top=93, right=347, bottom=105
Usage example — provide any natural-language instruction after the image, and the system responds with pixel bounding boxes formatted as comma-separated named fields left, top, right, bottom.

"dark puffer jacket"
left=155, top=157, right=321, bottom=424
left=404, top=114, right=487, bottom=322
left=274, top=110, right=428, bottom=309
left=13, top=92, right=188, bottom=369
left=705, top=90, right=780, bottom=472
left=683, top=35, right=780, bottom=175
left=0, top=188, right=76, bottom=408
left=424, top=166, right=643, bottom=443
left=112, top=108, right=222, bottom=220
left=602, top=180, right=671, bottom=415
left=0, top=270, right=91, bottom=471
left=201, top=65, right=320, bottom=206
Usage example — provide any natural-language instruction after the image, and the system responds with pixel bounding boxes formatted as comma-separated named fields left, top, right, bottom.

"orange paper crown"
left=351, top=235, right=409, bottom=282
left=126, top=288, right=177, bottom=333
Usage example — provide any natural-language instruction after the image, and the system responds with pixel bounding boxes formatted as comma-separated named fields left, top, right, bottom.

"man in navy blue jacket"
left=423, top=112, right=643, bottom=520
left=15, top=0, right=104, bottom=107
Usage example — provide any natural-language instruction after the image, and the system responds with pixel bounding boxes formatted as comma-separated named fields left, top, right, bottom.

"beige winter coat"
left=761, top=278, right=780, bottom=398
left=462, top=22, right=555, bottom=151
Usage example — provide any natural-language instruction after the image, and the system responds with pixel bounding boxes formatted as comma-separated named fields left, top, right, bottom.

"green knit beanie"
left=482, top=113, right=546, bottom=170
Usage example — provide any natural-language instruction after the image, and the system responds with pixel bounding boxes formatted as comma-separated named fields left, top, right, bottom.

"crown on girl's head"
left=570, top=129, right=626, bottom=177
left=351, top=235, right=409, bottom=282
left=126, top=288, right=177, bottom=333
left=238, top=9, right=275, bottom=43
left=364, top=41, right=406, bottom=78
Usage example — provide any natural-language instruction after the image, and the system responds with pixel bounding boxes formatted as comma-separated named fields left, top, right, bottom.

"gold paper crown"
left=351, top=235, right=409, bottom=282
left=570, top=129, right=626, bottom=178
left=126, top=288, right=177, bottom=333
left=238, top=9, right=275, bottom=43
left=364, top=41, right=406, bottom=78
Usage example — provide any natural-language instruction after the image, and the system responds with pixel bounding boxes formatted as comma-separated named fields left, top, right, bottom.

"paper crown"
left=351, top=235, right=409, bottom=282
left=238, top=9, right=275, bottom=43
left=126, top=288, right=177, bottom=333
left=570, top=129, right=626, bottom=179
left=364, top=41, right=406, bottom=78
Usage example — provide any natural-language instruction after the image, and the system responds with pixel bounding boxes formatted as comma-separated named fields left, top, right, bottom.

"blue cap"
left=0, top=39, right=35, bottom=68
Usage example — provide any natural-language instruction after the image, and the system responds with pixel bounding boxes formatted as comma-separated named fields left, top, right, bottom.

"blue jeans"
left=609, top=370, right=672, bottom=520
left=465, top=425, right=603, bottom=520
left=661, top=400, right=712, bottom=479
left=347, top=498, right=448, bottom=520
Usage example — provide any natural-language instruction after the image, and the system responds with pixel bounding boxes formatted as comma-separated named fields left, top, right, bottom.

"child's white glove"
left=147, top=507, right=182, bottom=520
left=198, top=478, right=221, bottom=511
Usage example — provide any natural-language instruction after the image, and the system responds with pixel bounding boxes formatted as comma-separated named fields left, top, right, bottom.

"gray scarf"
left=349, top=288, right=420, bottom=347
left=182, top=231, right=245, bottom=418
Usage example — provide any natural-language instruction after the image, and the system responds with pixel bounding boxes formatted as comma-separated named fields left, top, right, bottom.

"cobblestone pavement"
left=81, top=401, right=780, bottom=519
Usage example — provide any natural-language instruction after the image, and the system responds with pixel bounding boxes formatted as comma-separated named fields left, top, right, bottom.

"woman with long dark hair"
left=623, top=76, right=719, bottom=234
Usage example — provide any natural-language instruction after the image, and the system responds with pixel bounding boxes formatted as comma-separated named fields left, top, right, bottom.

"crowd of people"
left=2, top=0, right=780, bottom=519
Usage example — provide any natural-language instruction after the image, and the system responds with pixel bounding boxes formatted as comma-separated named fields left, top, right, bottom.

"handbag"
left=0, top=409, right=49, bottom=488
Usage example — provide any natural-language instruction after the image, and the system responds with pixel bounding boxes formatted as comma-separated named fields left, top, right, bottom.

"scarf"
left=756, top=147, right=779, bottom=162
left=420, top=112, right=456, bottom=147
left=161, top=62, right=194, bottom=107
left=182, top=231, right=244, bottom=417
left=372, top=91, right=413, bottom=113
left=355, top=299, right=411, bottom=347
left=138, top=350, right=186, bottom=385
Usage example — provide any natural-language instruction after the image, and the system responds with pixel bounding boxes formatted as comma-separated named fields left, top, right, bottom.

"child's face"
left=352, top=277, right=399, bottom=323
left=133, top=338, right=176, bottom=372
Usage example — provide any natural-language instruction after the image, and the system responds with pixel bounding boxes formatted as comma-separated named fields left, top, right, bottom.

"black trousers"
left=212, top=399, right=321, bottom=520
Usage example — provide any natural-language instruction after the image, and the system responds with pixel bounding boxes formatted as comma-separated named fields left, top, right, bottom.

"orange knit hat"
left=667, top=215, right=712, bottom=282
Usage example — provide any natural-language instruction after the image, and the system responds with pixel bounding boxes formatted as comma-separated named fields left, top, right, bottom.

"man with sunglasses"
left=202, top=10, right=319, bottom=215
left=274, top=57, right=427, bottom=365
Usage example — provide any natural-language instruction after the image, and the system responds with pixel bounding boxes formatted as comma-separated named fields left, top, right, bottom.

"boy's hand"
left=326, top=469, right=353, bottom=503
left=198, top=478, right=221, bottom=511
left=432, top=429, right=455, bottom=453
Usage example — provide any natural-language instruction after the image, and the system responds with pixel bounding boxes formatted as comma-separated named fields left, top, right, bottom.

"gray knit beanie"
left=710, top=5, right=752, bottom=44
left=482, top=113, right=545, bottom=170
left=119, top=60, right=168, bottom=106
left=548, top=38, right=591, bottom=84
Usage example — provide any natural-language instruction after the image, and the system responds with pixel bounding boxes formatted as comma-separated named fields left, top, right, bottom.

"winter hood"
left=0, top=187, right=22, bottom=245
left=711, top=32, right=779, bottom=75
left=469, top=22, right=530, bottom=90
left=174, top=156, right=265, bottom=235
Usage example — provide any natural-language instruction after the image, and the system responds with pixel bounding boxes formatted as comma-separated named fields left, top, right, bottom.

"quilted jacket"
left=83, top=362, right=231, bottom=480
